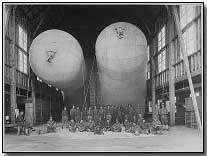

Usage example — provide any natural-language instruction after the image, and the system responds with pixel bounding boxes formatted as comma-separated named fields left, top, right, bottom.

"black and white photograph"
left=2, top=2, right=204, bottom=152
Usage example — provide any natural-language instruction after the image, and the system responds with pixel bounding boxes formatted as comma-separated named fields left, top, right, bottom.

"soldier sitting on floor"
left=86, top=118, right=95, bottom=132
left=139, top=119, right=150, bottom=134
left=151, top=117, right=163, bottom=135
left=104, top=119, right=112, bottom=132
left=130, top=122, right=142, bottom=136
left=47, top=116, right=56, bottom=133
left=124, top=119, right=132, bottom=133
left=68, top=119, right=76, bottom=132
left=111, top=119, right=122, bottom=132
left=94, top=119, right=104, bottom=135
left=77, top=120, right=85, bottom=132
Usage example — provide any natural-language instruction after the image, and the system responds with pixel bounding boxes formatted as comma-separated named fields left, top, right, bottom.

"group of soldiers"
left=47, top=103, right=169, bottom=135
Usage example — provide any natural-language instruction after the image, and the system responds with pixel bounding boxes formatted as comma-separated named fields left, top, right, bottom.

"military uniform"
left=117, top=107, right=123, bottom=123
left=98, top=107, right=105, bottom=121
left=93, top=108, right=99, bottom=122
left=139, top=120, right=150, bottom=134
left=111, top=121, right=122, bottom=132
left=152, top=117, right=162, bottom=134
left=47, top=119, right=55, bottom=133
left=70, top=107, right=76, bottom=120
left=68, top=120, right=76, bottom=132
left=131, top=124, right=142, bottom=136
left=85, top=119, right=95, bottom=132
left=77, top=120, right=85, bottom=132
left=106, top=107, right=112, bottom=122
left=87, top=109, right=93, bottom=121
left=104, top=120, right=112, bottom=131
left=159, top=107, right=168, bottom=125
left=124, top=120, right=132, bottom=133
left=16, top=114, right=24, bottom=135
left=75, top=108, right=81, bottom=123
left=128, top=106, right=135, bottom=122
left=82, top=108, right=88, bottom=121
left=94, top=120, right=104, bottom=135
left=62, top=109, right=68, bottom=128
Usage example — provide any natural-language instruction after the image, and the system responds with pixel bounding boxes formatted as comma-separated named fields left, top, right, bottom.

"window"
left=18, top=25, right=27, bottom=51
left=182, top=24, right=197, bottom=56
left=147, top=45, right=150, bottom=61
left=158, top=50, right=166, bottom=73
left=179, top=5, right=200, bottom=56
left=146, top=63, right=150, bottom=80
left=18, top=50, right=27, bottom=74
left=180, top=5, right=197, bottom=29
left=158, top=25, right=166, bottom=51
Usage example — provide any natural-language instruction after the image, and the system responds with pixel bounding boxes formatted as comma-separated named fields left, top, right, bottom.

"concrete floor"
left=4, top=126, right=203, bottom=152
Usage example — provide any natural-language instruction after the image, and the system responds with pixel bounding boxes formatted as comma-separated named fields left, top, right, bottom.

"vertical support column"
left=10, top=8, right=16, bottom=124
left=151, top=39, right=156, bottom=119
left=171, top=6, right=202, bottom=132
left=31, top=73, right=36, bottom=125
left=168, top=13, right=176, bottom=126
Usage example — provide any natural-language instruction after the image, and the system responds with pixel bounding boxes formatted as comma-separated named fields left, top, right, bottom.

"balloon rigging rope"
left=83, top=56, right=95, bottom=108
left=82, top=62, right=85, bottom=102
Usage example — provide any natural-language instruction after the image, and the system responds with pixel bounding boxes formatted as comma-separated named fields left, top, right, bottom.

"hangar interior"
left=4, top=4, right=202, bottom=128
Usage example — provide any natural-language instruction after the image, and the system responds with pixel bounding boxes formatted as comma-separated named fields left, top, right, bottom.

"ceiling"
left=16, top=4, right=165, bottom=57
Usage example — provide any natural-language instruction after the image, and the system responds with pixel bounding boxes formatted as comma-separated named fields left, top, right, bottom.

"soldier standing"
left=93, top=106, right=99, bottom=122
left=70, top=105, right=76, bottom=121
left=61, top=107, right=68, bottom=129
left=87, top=107, right=93, bottom=121
left=98, top=106, right=105, bottom=122
left=106, top=105, right=112, bottom=122
left=117, top=106, right=123, bottom=124
left=128, top=104, right=135, bottom=122
left=82, top=107, right=88, bottom=122
left=159, top=102, right=169, bottom=130
left=75, top=107, right=81, bottom=123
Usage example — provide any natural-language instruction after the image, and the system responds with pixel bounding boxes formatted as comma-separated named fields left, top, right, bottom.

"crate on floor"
left=185, top=111, right=197, bottom=129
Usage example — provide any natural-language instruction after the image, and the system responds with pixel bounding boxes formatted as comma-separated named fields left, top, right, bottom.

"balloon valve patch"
left=46, top=50, right=56, bottom=63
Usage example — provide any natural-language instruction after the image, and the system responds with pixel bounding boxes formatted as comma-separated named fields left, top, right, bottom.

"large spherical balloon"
left=95, top=22, right=147, bottom=113
left=29, top=29, right=86, bottom=91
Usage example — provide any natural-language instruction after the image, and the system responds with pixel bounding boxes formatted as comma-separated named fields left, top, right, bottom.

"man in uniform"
left=62, top=107, right=68, bottom=129
left=68, top=119, right=76, bottom=132
left=94, top=117, right=104, bottom=135
left=128, top=104, right=135, bottom=122
left=86, top=118, right=95, bottom=132
left=70, top=105, right=76, bottom=121
left=81, top=107, right=88, bottom=122
left=124, top=119, right=132, bottom=133
left=139, top=119, right=150, bottom=134
left=77, top=120, right=86, bottom=132
left=106, top=105, right=112, bottom=123
left=47, top=116, right=56, bottom=133
left=111, top=105, right=117, bottom=123
left=87, top=107, right=93, bottom=121
left=117, top=106, right=123, bottom=124
left=104, top=119, right=112, bottom=132
left=16, top=111, right=25, bottom=135
left=159, top=102, right=169, bottom=130
left=93, top=106, right=99, bottom=122
left=132, top=115, right=137, bottom=124
left=131, top=122, right=142, bottom=136
left=98, top=106, right=105, bottom=122
left=151, top=116, right=163, bottom=134
left=75, top=107, right=81, bottom=123
left=137, top=114, right=144, bottom=126
left=111, top=119, right=122, bottom=132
